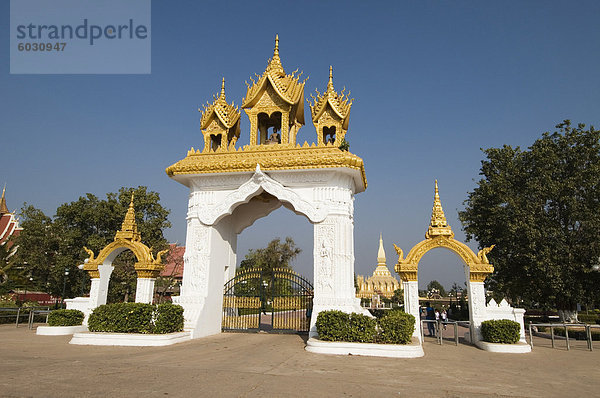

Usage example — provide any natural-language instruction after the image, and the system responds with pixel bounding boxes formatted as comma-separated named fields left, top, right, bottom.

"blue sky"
left=2, top=1, right=600, bottom=290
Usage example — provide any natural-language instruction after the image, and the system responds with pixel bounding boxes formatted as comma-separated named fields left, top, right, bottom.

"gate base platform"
left=70, top=331, right=191, bottom=346
left=305, top=338, right=424, bottom=358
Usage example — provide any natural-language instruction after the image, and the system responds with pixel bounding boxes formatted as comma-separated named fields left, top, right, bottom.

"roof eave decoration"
left=165, top=144, right=367, bottom=191
left=200, top=78, right=241, bottom=130
left=241, top=35, right=307, bottom=113
left=309, top=66, right=353, bottom=130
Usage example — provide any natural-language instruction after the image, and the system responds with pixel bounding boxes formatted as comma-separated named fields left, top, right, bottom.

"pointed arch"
left=200, top=165, right=327, bottom=225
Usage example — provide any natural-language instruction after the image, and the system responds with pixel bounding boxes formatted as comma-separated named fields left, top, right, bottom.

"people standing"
left=425, top=302, right=435, bottom=336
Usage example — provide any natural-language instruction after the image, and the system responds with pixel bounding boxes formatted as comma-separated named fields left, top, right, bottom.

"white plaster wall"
left=403, top=280, right=421, bottom=343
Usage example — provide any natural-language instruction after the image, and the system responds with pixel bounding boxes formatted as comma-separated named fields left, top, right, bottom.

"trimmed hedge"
left=315, top=309, right=415, bottom=344
left=481, top=319, right=520, bottom=344
left=88, top=302, right=184, bottom=334
left=377, top=311, right=415, bottom=344
left=315, top=310, right=349, bottom=341
left=577, top=314, right=600, bottom=325
left=48, top=309, right=84, bottom=326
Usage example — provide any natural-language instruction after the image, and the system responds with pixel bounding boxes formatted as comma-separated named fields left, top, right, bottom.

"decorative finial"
left=327, top=65, right=334, bottom=91
left=274, top=34, right=279, bottom=56
left=426, top=180, right=453, bottom=239
left=0, top=183, right=7, bottom=214
left=220, top=77, right=225, bottom=97
left=115, top=191, right=141, bottom=242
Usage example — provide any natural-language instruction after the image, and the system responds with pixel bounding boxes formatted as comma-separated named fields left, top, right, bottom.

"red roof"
left=160, top=244, right=185, bottom=278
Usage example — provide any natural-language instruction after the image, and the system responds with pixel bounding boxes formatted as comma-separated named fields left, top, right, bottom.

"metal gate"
left=222, top=267, right=313, bottom=333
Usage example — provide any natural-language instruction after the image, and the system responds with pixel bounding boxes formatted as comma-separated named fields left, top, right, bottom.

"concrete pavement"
left=1, top=325, right=598, bottom=397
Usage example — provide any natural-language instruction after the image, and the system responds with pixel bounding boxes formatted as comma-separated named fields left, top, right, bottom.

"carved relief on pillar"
left=468, top=282, right=486, bottom=316
left=314, top=222, right=335, bottom=296
left=182, top=219, right=210, bottom=296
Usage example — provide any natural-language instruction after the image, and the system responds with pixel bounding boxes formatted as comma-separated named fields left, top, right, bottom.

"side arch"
left=394, top=236, right=493, bottom=282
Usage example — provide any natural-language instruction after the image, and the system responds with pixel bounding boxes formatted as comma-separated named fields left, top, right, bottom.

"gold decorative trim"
left=166, top=144, right=367, bottom=188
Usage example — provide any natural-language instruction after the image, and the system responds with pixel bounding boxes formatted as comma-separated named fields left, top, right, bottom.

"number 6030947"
left=17, top=42, right=66, bottom=51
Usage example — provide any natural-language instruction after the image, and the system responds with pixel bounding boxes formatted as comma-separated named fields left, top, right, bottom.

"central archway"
left=171, top=165, right=367, bottom=339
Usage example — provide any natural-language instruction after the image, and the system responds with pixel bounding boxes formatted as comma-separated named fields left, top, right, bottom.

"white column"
left=90, top=263, right=113, bottom=308
left=467, top=280, right=487, bottom=343
left=310, top=213, right=368, bottom=338
left=403, top=280, right=421, bottom=343
left=135, top=278, right=156, bottom=303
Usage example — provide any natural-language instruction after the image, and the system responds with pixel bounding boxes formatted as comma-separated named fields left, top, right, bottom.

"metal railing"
left=28, top=309, right=52, bottom=330
left=528, top=323, right=599, bottom=351
left=421, top=319, right=470, bottom=346
left=0, top=306, right=51, bottom=328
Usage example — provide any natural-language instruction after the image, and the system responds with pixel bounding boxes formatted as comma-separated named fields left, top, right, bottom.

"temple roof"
left=426, top=180, right=454, bottom=238
left=242, top=36, right=306, bottom=124
left=373, top=233, right=393, bottom=278
left=200, top=78, right=241, bottom=130
left=308, top=66, right=353, bottom=130
left=0, top=187, right=22, bottom=248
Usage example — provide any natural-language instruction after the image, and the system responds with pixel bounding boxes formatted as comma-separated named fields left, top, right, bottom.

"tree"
left=426, top=280, right=447, bottom=297
left=13, top=186, right=171, bottom=302
left=460, top=120, right=600, bottom=321
left=238, top=237, right=302, bottom=306
left=239, top=237, right=301, bottom=273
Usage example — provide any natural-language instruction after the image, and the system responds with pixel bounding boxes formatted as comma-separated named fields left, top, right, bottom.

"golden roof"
left=308, top=66, right=353, bottom=129
left=200, top=78, right=241, bottom=130
left=242, top=35, right=306, bottom=123
left=114, top=193, right=141, bottom=242
left=426, top=180, right=454, bottom=238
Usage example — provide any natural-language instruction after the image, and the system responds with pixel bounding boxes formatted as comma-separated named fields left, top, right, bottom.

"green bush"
left=48, top=309, right=84, bottom=326
left=377, top=311, right=415, bottom=344
left=153, top=303, right=184, bottom=334
left=481, top=319, right=520, bottom=344
left=348, top=313, right=377, bottom=342
left=315, top=310, right=349, bottom=341
left=316, top=310, right=416, bottom=344
left=88, top=302, right=184, bottom=334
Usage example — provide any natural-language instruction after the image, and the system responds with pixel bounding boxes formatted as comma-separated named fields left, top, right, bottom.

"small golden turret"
left=426, top=180, right=454, bottom=239
left=308, top=66, right=353, bottom=147
left=199, top=78, right=241, bottom=152
left=114, top=193, right=141, bottom=242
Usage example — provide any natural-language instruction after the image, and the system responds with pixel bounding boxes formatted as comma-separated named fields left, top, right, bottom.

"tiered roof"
left=308, top=66, right=353, bottom=130
left=242, top=35, right=306, bottom=124
left=426, top=180, right=454, bottom=238
left=0, top=186, right=22, bottom=249
left=200, top=78, right=241, bottom=130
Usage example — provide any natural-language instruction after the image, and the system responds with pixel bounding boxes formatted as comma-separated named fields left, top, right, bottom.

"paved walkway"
left=1, top=325, right=598, bottom=397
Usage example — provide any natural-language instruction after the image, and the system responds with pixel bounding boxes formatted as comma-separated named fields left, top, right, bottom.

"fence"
left=421, top=319, right=471, bottom=346
left=528, top=323, right=599, bottom=351
left=0, top=306, right=51, bottom=327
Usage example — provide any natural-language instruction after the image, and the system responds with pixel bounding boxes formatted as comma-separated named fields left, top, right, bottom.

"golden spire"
left=266, top=34, right=284, bottom=75
left=377, top=232, right=386, bottom=265
left=327, top=65, right=334, bottom=91
left=426, top=180, right=453, bottom=238
left=0, top=184, right=8, bottom=214
left=220, top=77, right=226, bottom=98
left=115, top=193, right=141, bottom=241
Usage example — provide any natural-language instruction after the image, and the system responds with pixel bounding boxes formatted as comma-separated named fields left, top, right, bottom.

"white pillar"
left=135, top=278, right=156, bottom=303
left=90, top=263, right=113, bottom=308
left=403, top=280, right=421, bottom=343
left=310, top=214, right=368, bottom=338
left=467, top=280, right=487, bottom=343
